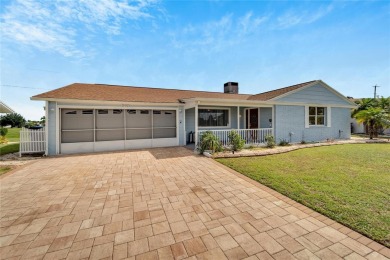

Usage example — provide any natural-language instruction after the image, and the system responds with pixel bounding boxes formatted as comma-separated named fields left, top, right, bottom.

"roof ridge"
left=92, top=83, right=251, bottom=96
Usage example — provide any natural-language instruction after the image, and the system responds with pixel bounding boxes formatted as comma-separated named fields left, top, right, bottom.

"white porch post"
left=237, top=106, right=240, bottom=129
left=195, top=102, right=199, bottom=146
left=272, top=105, right=275, bottom=136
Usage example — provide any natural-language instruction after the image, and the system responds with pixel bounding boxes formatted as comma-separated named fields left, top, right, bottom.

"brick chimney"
left=224, top=82, right=238, bottom=94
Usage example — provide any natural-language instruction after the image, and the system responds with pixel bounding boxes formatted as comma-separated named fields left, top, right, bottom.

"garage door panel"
left=153, top=110, right=176, bottom=127
left=61, top=109, right=93, bottom=130
left=62, top=130, right=94, bottom=143
left=153, top=128, right=176, bottom=138
left=96, top=130, right=125, bottom=142
left=96, top=109, right=124, bottom=129
left=126, top=129, right=152, bottom=140
left=126, top=110, right=152, bottom=128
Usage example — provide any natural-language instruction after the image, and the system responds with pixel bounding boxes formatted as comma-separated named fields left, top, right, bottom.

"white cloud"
left=170, top=11, right=268, bottom=52
left=277, top=4, right=333, bottom=29
left=0, top=0, right=160, bottom=57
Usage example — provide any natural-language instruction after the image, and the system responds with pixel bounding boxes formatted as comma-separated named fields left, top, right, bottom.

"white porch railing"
left=19, top=127, right=46, bottom=156
left=197, top=128, right=273, bottom=146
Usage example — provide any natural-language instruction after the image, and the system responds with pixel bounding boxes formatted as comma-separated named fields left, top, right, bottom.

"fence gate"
left=19, top=127, right=46, bottom=156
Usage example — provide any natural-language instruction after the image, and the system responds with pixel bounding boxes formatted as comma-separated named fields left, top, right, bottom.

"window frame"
left=198, top=107, right=231, bottom=129
left=308, top=106, right=326, bottom=126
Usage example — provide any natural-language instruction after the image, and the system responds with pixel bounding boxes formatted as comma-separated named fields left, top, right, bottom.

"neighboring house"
left=31, top=80, right=356, bottom=155
left=350, top=98, right=390, bottom=135
left=0, top=101, right=15, bottom=114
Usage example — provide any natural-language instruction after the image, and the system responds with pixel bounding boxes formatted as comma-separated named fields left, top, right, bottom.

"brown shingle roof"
left=248, top=80, right=317, bottom=101
left=32, top=83, right=251, bottom=103
left=32, top=81, right=318, bottom=103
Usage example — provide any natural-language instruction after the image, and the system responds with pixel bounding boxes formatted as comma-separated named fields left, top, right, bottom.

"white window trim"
left=198, top=107, right=231, bottom=129
left=306, top=106, right=328, bottom=127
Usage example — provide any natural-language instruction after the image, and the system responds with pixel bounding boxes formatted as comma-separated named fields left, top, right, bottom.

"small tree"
left=0, top=113, right=26, bottom=128
left=228, top=130, right=245, bottom=153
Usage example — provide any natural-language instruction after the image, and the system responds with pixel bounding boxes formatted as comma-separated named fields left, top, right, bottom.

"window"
left=65, top=110, right=77, bottom=115
left=309, top=107, right=326, bottom=126
left=140, top=110, right=149, bottom=114
left=127, top=110, right=136, bottom=114
left=82, top=110, right=93, bottom=114
left=113, top=109, right=123, bottom=114
left=98, top=109, right=108, bottom=114
left=199, top=109, right=229, bottom=127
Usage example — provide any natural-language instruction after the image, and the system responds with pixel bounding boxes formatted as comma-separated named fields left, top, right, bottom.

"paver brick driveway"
left=1, top=147, right=389, bottom=260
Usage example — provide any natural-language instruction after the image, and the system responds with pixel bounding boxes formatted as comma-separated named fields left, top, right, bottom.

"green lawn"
left=216, top=144, right=390, bottom=246
left=0, top=143, right=19, bottom=156
left=5, top=127, right=21, bottom=142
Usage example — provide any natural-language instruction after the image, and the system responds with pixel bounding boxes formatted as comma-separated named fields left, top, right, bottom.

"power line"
left=0, top=85, right=51, bottom=90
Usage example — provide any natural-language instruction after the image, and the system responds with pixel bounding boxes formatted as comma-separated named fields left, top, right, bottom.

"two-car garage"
left=60, top=108, right=178, bottom=154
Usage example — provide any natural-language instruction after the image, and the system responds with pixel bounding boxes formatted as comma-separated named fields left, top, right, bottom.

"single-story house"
left=31, top=80, right=356, bottom=155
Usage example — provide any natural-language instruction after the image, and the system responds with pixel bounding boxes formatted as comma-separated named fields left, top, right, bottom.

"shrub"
left=278, top=139, right=290, bottom=146
left=0, top=128, right=8, bottom=144
left=265, top=135, right=275, bottom=148
left=228, top=130, right=245, bottom=152
left=199, top=131, right=223, bottom=153
left=0, top=128, right=8, bottom=137
left=300, top=140, right=307, bottom=144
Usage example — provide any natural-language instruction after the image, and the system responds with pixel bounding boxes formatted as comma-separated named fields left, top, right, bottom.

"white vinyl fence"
left=19, top=127, right=46, bottom=156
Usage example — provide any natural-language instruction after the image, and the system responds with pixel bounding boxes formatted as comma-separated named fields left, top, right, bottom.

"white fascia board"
left=31, top=97, right=180, bottom=107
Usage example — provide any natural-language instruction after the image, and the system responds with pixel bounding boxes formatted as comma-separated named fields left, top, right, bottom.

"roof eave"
left=30, top=97, right=181, bottom=106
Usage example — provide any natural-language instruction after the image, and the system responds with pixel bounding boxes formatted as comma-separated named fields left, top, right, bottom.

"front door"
left=246, top=108, right=258, bottom=129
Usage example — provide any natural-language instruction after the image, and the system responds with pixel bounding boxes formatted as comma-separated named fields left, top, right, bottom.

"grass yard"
left=216, top=144, right=390, bottom=246
left=4, top=127, right=21, bottom=142
left=0, top=143, right=19, bottom=156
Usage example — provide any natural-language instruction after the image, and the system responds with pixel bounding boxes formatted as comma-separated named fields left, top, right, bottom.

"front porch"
left=184, top=104, right=274, bottom=147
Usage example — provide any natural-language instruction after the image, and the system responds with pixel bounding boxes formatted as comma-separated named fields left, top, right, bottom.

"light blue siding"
left=276, top=83, right=352, bottom=106
left=274, top=105, right=351, bottom=143
left=259, top=108, right=272, bottom=128
left=47, top=101, right=57, bottom=155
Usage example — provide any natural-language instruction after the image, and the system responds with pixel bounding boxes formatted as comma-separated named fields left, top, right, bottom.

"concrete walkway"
left=0, top=147, right=388, bottom=259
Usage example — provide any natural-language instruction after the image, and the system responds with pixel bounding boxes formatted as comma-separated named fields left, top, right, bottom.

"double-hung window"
left=309, top=107, right=326, bottom=126
left=198, top=108, right=229, bottom=127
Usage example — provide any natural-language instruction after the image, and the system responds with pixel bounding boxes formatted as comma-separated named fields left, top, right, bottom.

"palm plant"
left=199, top=131, right=223, bottom=153
left=354, top=107, right=390, bottom=139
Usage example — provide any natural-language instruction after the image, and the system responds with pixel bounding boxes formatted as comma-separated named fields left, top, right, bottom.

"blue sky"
left=1, top=0, right=389, bottom=120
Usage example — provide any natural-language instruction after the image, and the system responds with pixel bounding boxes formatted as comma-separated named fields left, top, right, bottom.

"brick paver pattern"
left=0, top=147, right=389, bottom=260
